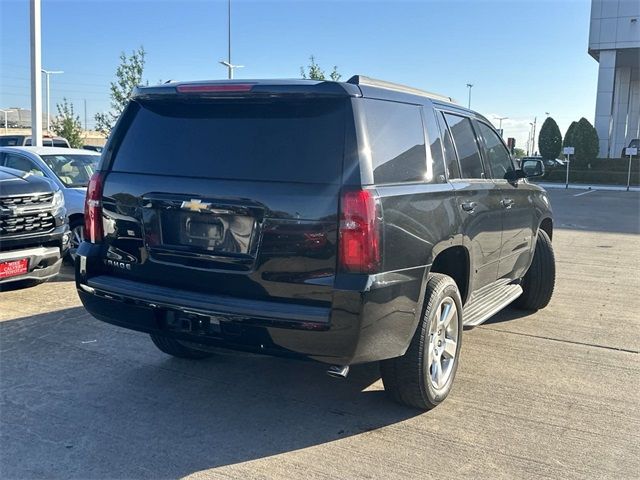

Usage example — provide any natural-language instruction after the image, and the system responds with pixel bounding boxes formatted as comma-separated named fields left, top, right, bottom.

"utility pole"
left=219, top=0, right=243, bottom=79
left=30, top=0, right=42, bottom=146
left=531, top=116, right=537, bottom=155
left=84, top=99, right=87, bottom=131
left=41, top=69, right=64, bottom=132
left=494, top=116, right=508, bottom=132
left=466, top=83, right=473, bottom=109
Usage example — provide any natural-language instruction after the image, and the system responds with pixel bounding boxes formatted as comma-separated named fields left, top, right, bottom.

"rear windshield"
left=111, top=99, right=347, bottom=184
left=0, top=137, right=22, bottom=146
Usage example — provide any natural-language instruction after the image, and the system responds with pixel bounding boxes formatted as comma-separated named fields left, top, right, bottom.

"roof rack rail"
left=347, top=75, right=456, bottom=104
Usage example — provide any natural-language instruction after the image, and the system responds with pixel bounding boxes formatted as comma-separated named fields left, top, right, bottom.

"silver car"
left=0, top=146, right=100, bottom=257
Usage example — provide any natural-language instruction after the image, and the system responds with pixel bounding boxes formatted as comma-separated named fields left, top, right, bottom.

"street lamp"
left=218, top=61, right=244, bottom=80
left=494, top=116, right=508, bottom=131
left=41, top=69, right=63, bottom=132
left=219, top=0, right=244, bottom=79
left=466, top=83, right=473, bottom=109
left=0, top=109, right=17, bottom=134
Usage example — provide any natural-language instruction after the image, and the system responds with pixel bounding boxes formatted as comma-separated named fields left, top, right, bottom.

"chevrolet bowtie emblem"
left=180, top=199, right=211, bottom=213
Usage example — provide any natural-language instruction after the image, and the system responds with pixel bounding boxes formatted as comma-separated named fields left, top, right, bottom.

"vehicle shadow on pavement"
left=480, top=306, right=536, bottom=326
left=0, top=306, right=420, bottom=479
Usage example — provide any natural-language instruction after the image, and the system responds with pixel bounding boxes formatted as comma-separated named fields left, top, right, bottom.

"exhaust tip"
left=326, top=365, right=350, bottom=379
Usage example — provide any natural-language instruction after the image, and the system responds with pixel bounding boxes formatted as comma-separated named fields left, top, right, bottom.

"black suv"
left=75, top=76, right=555, bottom=409
left=0, top=167, right=68, bottom=288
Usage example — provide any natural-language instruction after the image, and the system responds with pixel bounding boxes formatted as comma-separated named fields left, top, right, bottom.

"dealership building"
left=589, top=0, right=640, bottom=158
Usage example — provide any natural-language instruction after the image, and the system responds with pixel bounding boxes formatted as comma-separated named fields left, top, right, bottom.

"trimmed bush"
left=538, top=117, right=562, bottom=160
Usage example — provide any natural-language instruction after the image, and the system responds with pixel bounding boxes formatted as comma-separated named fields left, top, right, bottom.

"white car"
left=0, top=146, right=101, bottom=258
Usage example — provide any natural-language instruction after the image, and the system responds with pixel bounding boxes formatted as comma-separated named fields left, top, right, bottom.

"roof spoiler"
left=347, top=75, right=456, bottom=103
left=132, top=80, right=361, bottom=99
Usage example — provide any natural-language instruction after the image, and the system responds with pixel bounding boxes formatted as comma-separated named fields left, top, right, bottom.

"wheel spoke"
left=432, top=360, right=443, bottom=388
left=442, top=302, right=456, bottom=328
left=443, top=338, right=457, bottom=359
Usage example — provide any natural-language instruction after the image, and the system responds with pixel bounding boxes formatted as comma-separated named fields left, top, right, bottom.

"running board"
left=462, top=280, right=523, bottom=327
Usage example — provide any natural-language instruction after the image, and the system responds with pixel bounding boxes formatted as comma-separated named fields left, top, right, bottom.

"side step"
left=463, top=279, right=523, bottom=327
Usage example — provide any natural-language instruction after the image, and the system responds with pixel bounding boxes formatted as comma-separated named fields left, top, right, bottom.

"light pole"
left=466, top=83, right=473, bottom=109
left=30, top=0, right=43, bottom=147
left=531, top=117, right=538, bottom=155
left=494, top=116, right=508, bottom=133
left=219, top=0, right=244, bottom=79
left=0, top=109, right=17, bottom=134
left=41, top=69, right=63, bottom=132
left=528, top=122, right=534, bottom=155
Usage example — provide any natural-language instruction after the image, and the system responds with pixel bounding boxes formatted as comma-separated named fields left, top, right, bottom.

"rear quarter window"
left=110, top=99, right=347, bottom=184
left=361, top=99, right=429, bottom=184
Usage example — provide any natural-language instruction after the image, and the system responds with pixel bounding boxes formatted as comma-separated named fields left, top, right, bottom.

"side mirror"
left=521, top=159, right=545, bottom=177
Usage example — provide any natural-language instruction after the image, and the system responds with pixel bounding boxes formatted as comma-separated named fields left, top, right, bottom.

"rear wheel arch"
left=429, top=246, right=470, bottom=305
left=69, top=213, right=84, bottom=227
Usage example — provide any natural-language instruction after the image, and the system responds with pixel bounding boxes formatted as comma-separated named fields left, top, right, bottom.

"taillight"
left=338, top=189, right=381, bottom=273
left=84, top=172, right=105, bottom=243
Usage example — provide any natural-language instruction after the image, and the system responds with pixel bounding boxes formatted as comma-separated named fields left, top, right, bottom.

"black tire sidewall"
left=422, top=280, right=463, bottom=405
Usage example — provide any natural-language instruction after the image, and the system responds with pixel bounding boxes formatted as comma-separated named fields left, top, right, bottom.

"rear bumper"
left=0, top=246, right=63, bottom=286
left=76, top=247, right=426, bottom=365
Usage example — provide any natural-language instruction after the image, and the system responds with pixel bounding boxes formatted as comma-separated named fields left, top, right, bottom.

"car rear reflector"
left=84, top=171, right=106, bottom=243
left=338, top=189, right=381, bottom=274
left=176, top=84, right=254, bottom=93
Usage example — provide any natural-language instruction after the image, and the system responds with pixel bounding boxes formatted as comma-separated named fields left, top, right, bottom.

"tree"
left=538, top=117, right=562, bottom=160
left=300, top=55, right=341, bottom=81
left=563, top=121, right=579, bottom=153
left=563, top=118, right=599, bottom=166
left=51, top=98, right=83, bottom=148
left=574, top=117, right=599, bottom=164
left=513, top=148, right=526, bottom=159
left=95, top=46, right=146, bottom=136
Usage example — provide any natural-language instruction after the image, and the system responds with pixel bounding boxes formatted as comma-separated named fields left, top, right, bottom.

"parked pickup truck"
left=75, top=76, right=555, bottom=409
left=0, top=166, right=69, bottom=288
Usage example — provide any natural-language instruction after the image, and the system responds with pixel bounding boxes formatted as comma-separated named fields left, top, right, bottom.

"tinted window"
left=422, top=107, right=447, bottom=183
left=444, top=114, right=484, bottom=179
left=477, top=122, right=514, bottom=180
left=0, top=136, right=21, bottom=146
left=111, top=99, right=346, bottom=184
left=436, top=112, right=460, bottom=179
left=3, top=154, right=44, bottom=176
left=41, top=154, right=99, bottom=187
left=362, top=99, right=427, bottom=184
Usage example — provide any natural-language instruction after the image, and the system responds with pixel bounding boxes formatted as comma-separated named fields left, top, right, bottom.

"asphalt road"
left=1, top=189, right=639, bottom=479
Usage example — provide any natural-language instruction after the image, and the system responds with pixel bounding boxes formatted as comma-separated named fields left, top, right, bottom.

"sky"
left=1, top=0, right=598, bottom=150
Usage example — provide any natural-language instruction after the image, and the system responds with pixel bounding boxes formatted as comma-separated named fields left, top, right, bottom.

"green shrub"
left=542, top=167, right=639, bottom=186
left=538, top=117, right=562, bottom=160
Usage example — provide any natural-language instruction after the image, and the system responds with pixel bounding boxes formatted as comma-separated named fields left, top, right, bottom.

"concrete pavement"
left=1, top=189, right=639, bottom=479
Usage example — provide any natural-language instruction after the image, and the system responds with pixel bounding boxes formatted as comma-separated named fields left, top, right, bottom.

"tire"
left=67, top=218, right=85, bottom=261
left=513, top=230, right=555, bottom=311
left=149, top=334, right=213, bottom=359
left=380, top=273, right=463, bottom=410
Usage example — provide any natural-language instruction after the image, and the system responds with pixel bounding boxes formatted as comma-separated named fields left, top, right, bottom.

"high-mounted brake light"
left=84, top=172, right=106, bottom=243
left=176, top=84, right=254, bottom=93
left=338, top=189, right=381, bottom=274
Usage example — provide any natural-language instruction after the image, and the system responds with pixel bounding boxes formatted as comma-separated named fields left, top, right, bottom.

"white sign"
left=627, top=147, right=638, bottom=156
left=563, top=147, right=575, bottom=155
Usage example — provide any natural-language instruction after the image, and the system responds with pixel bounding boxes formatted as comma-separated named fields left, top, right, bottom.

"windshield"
left=40, top=154, right=99, bottom=187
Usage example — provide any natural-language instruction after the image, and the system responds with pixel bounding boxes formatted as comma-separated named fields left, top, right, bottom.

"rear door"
left=438, top=111, right=503, bottom=291
left=476, top=121, right=535, bottom=280
left=98, top=97, right=350, bottom=306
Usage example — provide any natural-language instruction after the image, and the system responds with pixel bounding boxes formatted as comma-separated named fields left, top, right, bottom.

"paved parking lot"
left=1, top=188, right=639, bottom=479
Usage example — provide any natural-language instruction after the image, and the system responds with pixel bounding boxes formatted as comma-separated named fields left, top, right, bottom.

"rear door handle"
left=461, top=201, right=477, bottom=213
left=501, top=198, right=514, bottom=209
